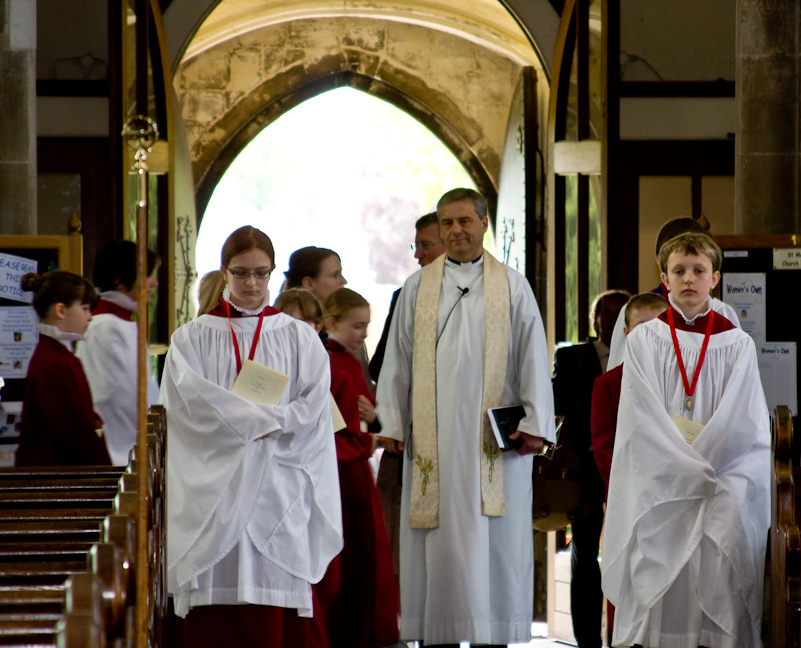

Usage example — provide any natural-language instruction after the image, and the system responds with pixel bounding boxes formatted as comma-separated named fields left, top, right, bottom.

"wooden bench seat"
left=771, top=405, right=801, bottom=648
left=0, top=519, right=102, bottom=543
left=0, top=572, right=105, bottom=647
left=0, top=490, right=117, bottom=509
left=0, top=404, right=169, bottom=647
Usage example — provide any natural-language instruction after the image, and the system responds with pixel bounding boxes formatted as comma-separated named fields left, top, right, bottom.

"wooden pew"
left=0, top=404, right=168, bottom=647
left=771, top=405, right=801, bottom=648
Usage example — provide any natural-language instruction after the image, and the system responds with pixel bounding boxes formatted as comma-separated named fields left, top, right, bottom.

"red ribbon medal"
left=667, top=308, right=715, bottom=411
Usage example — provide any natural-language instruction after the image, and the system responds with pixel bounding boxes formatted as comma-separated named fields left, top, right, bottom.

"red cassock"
left=590, top=363, right=623, bottom=502
left=311, top=339, right=399, bottom=648
left=16, top=334, right=111, bottom=466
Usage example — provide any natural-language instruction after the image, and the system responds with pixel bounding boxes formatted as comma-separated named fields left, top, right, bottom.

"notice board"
left=717, top=235, right=800, bottom=450
left=0, top=234, right=82, bottom=461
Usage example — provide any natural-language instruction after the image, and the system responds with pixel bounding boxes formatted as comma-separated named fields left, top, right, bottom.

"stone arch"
left=193, top=69, right=499, bottom=226
left=175, top=17, right=540, bottom=229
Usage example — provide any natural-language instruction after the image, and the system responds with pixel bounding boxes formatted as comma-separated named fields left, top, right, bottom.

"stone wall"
left=0, top=0, right=36, bottom=234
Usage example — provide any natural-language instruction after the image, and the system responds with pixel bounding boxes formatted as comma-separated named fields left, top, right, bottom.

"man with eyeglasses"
left=369, top=212, right=445, bottom=591
left=370, top=213, right=444, bottom=381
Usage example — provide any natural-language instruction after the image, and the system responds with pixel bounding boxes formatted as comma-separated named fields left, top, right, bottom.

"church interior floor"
left=400, top=622, right=576, bottom=647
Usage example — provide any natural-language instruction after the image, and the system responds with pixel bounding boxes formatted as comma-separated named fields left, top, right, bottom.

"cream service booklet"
left=232, top=359, right=290, bottom=406
left=232, top=359, right=347, bottom=432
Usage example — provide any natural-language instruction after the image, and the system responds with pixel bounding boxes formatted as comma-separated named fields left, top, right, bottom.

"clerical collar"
left=99, top=290, right=137, bottom=312
left=222, top=285, right=271, bottom=315
left=446, top=253, right=483, bottom=265
left=667, top=293, right=713, bottom=324
left=37, top=323, right=85, bottom=350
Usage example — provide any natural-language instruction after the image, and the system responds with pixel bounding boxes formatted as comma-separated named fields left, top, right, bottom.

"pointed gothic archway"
left=193, top=69, right=499, bottom=227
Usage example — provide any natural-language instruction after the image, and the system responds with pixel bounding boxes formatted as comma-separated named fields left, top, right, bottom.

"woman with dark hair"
left=76, top=239, right=161, bottom=465
left=283, top=246, right=347, bottom=305
left=16, top=270, right=111, bottom=466
left=160, top=226, right=342, bottom=648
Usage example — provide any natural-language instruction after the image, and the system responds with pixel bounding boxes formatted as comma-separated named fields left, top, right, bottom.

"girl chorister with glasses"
left=160, top=226, right=342, bottom=648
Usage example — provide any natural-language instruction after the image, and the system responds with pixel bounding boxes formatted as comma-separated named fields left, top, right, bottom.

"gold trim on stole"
left=410, top=251, right=511, bottom=528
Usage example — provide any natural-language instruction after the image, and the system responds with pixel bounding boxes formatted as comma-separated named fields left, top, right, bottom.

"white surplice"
left=607, top=297, right=740, bottom=371
left=160, top=309, right=342, bottom=618
left=77, top=308, right=160, bottom=465
left=603, top=311, right=770, bottom=648
left=376, top=256, right=555, bottom=645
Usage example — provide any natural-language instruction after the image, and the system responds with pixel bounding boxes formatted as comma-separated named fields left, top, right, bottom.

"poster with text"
left=0, top=307, right=39, bottom=379
left=0, top=253, right=37, bottom=304
left=721, top=272, right=766, bottom=345
left=757, top=342, right=798, bottom=414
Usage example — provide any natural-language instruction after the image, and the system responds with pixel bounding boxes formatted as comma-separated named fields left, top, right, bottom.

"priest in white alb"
left=376, top=188, right=555, bottom=647
left=603, top=232, right=770, bottom=648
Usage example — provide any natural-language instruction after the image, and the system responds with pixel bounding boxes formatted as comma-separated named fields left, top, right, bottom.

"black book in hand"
left=487, top=405, right=526, bottom=451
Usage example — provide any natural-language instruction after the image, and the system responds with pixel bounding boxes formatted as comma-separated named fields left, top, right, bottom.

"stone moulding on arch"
left=189, top=68, right=501, bottom=229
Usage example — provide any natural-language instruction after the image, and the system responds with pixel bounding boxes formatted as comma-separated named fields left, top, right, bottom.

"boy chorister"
left=601, top=233, right=770, bottom=648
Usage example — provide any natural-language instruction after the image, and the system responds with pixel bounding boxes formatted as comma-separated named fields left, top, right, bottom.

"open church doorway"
left=194, top=86, right=480, bottom=353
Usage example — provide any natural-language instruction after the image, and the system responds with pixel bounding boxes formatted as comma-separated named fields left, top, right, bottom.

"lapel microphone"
left=436, top=286, right=470, bottom=346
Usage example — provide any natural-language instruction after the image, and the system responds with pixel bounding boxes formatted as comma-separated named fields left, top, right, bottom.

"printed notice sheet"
left=231, top=359, right=289, bottom=406
left=721, top=273, right=766, bottom=346
left=757, top=342, right=797, bottom=414
left=0, top=253, right=37, bottom=304
left=0, top=307, right=39, bottom=379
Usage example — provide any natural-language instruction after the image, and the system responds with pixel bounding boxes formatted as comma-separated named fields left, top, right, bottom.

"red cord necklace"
left=667, top=307, right=715, bottom=411
left=223, top=300, right=266, bottom=375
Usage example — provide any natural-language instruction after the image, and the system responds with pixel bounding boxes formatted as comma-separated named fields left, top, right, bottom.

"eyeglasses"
left=226, top=268, right=272, bottom=280
left=411, top=242, right=439, bottom=252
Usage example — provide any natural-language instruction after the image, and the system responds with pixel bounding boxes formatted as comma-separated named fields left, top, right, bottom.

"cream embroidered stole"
left=410, top=251, right=511, bottom=528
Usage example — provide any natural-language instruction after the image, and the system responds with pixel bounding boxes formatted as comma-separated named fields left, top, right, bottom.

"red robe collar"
left=207, top=302, right=280, bottom=318
left=651, top=282, right=669, bottom=297
left=657, top=305, right=736, bottom=334
left=93, top=298, right=133, bottom=321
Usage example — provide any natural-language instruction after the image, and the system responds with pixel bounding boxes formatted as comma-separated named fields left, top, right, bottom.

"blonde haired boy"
left=602, top=233, right=770, bottom=648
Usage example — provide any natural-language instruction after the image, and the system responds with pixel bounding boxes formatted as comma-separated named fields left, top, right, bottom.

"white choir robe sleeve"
left=162, top=315, right=342, bottom=598
left=602, top=320, right=769, bottom=647
left=77, top=315, right=160, bottom=465
left=606, top=296, right=741, bottom=372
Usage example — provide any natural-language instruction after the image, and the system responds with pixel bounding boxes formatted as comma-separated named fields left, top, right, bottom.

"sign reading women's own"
left=0, top=253, right=37, bottom=304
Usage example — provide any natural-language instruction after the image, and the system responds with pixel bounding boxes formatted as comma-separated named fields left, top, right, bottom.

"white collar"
left=99, top=290, right=137, bottom=312
left=222, top=285, right=271, bottom=315
left=445, top=253, right=484, bottom=266
left=668, top=293, right=713, bottom=324
left=37, top=323, right=85, bottom=350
